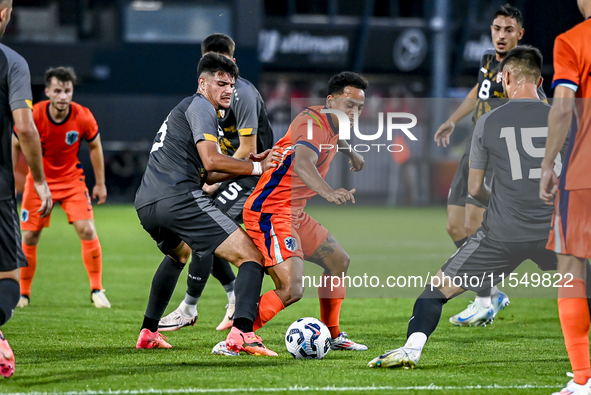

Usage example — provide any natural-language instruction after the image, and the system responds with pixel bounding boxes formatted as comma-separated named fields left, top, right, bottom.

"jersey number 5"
left=500, top=126, right=562, bottom=181
left=150, top=118, right=169, bottom=153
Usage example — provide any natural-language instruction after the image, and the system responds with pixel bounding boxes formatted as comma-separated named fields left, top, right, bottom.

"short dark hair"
left=45, top=66, right=77, bottom=86
left=493, top=4, right=524, bottom=26
left=197, top=52, right=239, bottom=81
left=201, top=33, right=235, bottom=57
left=327, top=72, right=368, bottom=96
left=499, top=45, right=543, bottom=82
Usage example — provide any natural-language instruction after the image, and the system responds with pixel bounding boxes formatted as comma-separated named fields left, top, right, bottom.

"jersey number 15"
left=500, top=126, right=562, bottom=181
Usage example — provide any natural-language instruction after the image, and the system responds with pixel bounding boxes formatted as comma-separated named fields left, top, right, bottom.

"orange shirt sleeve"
left=552, top=33, right=580, bottom=91
left=82, top=107, right=99, bottom=141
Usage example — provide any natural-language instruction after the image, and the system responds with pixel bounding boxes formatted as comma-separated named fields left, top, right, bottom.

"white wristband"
left=251, top=162, right=262, bottom=175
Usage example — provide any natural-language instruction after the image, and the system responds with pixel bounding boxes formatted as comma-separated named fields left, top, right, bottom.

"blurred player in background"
left=135, top=53, right=279, bottom=355
left=434, top=4, right=546, bottom=326
left=159, top=33, right=274, bottom=333
left=213, top=71, right=368, bottom=356
left=540, top=1, right=591, bottom=393
left=13, top=67, right=110, bottom=309
left=370, top=46, right=566, bottom=370
left=0, top=0, right=52, bottom=378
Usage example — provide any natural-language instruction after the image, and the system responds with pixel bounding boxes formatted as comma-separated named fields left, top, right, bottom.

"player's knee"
left=77, top=225, right=97, bottom=240
left=277, top=282, right=303, bottom=306
left=22, top=231, right=41, bottom=246
left=446, top=221, right=463, bottom=239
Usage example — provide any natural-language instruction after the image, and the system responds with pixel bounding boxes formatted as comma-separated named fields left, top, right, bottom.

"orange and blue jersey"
left=551, top=18, right=591, bottom=192
left=16, top=100, right=99, bottom=187
left=244, top=106, right=339, bottom=215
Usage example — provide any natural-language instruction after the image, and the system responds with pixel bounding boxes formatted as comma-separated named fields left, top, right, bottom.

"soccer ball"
left=285, top=317, right=331, bottom=359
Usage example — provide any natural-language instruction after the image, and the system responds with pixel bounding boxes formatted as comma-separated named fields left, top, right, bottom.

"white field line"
left=0, top=384, right=562, bottom=394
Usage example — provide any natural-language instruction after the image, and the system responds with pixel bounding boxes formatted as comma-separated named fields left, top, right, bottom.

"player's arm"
left=434, top=84, right=478, bottom=147
left=540, top=86, right=575, bottom=204
left=293, top=144, right=355, bottom=206
left=232, top=134, right=257, bottom=160
left=197, top=140, right=279, bottom=177
left=11, top=133, right=20, bottom=171
left=13, top=108, right=52, bottom=217
left=87, top=134, right=107, bottom=204
left=337, top=139, right=364, bottom=171
left=467, top=168, right=489, bottom=207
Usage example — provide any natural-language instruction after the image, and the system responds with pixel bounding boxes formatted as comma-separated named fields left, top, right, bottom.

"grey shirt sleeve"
left=186, top=97, right=219, bottom=144
left=5, top=48, right=32, bottom=111
left=469, top=114, right=488, bottom=170
left=233, top=83, right=260, bottom=136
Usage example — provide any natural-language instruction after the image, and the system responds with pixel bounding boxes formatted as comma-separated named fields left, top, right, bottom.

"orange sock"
left=319, top=274, right=346, bottom=338
left=558, top=278, right=591, bottom=385
left=81, top=238, right=103, bottom=291
left=253, top=290, right=285, bottom=332
left=20, top=243, right=37, bottom=297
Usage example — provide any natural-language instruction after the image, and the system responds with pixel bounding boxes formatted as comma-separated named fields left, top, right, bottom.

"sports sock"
left=253, top=290, right=285, bottom=331
left=476, top=287, right=491, bottom=299
left=319, top=274, right=346, bottom=338
left=454, top=237, right=468, bottom=249
left=179, top=300, right=197, bottom=316
left=144, top=256, right=185, bottom=323
left=81, top=237, right=103, bottom=291
left=20, top=243, right=37, bottom=297
left=233, top=261, right=264, bottom=333
left=475, top=295, right=492, bottom=308
left=0, top=279, right=20, bottom=326
left=186, top=252, right=213, bottom=301
left=224, top=280, right=236, bottom=304
left=212, top=256, right=237, bottom=286
left=558, top=278, right=591, bottom=385
left=405, top=332, right=427, bottom=350
left=584, top=260, right=591, bottom=320
left=407, top=285, right=448, bottom=340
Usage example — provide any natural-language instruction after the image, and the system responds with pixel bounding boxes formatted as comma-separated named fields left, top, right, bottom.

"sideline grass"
left=0, top=205, right=570, bottom=394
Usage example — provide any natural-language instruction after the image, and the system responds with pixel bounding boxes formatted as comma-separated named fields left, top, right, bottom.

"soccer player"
left=369, top=46, right=563, bottom=369
left=134, top=52, right=279, bottom=355
left=12, top=67, right=110, bottom=309
left=434, top=4, right=545, bottom=325
left=213, top=71, right=368, bottom=356
left=539, top=1, right=591, bottom=393
left=0, top=0, right=52, bottom=378
left=158, top=33, right=274, bottom=332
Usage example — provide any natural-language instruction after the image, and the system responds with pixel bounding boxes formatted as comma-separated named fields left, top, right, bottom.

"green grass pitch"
left=0, top=204, right=572, bottom=394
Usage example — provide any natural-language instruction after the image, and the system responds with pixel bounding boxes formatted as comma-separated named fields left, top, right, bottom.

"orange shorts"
left=243, top=208, right=329, bottom=267
left=21, top=179, right=93, bottom=231
left=547, top=189, right=591, bottom=259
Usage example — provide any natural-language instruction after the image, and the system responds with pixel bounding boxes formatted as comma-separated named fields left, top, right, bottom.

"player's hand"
left=250, top=146, right=282, bottom=163
left=324, top=188, right=356, bottom=206
left=540, top=159, right=558, bottom=205
left=93, top=184, right=107, bottom=205
left=258, top=146, right=282, bottom=173
left=434, top=120, right=456, bottom=147
left=202, top=183, right=220, bottom=195
left=34, top=181, right=53, bottom=218
left=349, top=152, right=364, bottom=172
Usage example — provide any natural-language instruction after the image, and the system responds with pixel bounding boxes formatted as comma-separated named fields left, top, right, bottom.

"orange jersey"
left=552, top=18, right=591, bottom=190
left=20, top=101, right=98, bottom=186
left=244, top=106, right=339, bottom=215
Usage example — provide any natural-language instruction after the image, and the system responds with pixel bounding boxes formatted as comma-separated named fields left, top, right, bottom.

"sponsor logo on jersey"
left=21, top=209, right=29, bottom=222
left=284, top=237, right=298, bottom=252
left=496, top=72, right=502, bottom=84
left=65, top=131, right=79, bottom=145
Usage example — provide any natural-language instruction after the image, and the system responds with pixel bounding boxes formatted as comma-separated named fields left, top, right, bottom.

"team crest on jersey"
left=65, top=131, right=79, bottom=145
left=284, top=237, right=298, bottom=252
left=21, top=209, right=29, bottom=223
left=496, top=72, right=502, bottom=83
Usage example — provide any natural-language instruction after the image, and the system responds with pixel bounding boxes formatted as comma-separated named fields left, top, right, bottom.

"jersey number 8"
left=500, top=126, right=562, bottom=181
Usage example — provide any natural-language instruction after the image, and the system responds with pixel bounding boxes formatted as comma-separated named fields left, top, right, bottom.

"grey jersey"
left=0, top=44, right=33, bottom=200
left=218, top=77, right=274, bottom=157
left=470, top=99, right=560, bottom=242
left=135, top=94, right=219, bottom=209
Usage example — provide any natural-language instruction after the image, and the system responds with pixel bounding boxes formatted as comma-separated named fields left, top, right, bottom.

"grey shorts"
left=0, top=198, right=27, bottom=271
left=211, top=176, right=258, bottom=223
left=137, top=190, right=239, bottom=260
left=441, top=229, right=557, bottom=292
